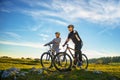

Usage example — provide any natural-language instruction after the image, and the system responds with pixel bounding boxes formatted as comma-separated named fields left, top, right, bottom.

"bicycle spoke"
left=40, top=52, right=52, bottom=68
left=81, top=54, right=88, bottom=69
left=54, top=52, right=72, bottom=71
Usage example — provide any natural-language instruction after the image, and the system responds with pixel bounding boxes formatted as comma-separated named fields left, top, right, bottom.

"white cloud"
left=39, top=33, right=49, bottom=38
left=83, top=50, right=120, bottom=59
left=28, top=25, right=42, bottom=32
left=44, top=18, right=68, bottom=26
left=38, top=33, right=50, bottom=41
left=2, top=0, right=120, bottom=26
left=97, top=28, right=113, bottom=36
left=26, top=11, right=68, bottom=26
left=3, top=32, right=21, bottom=40
left=19, top=0, right=120, bottom=26
left=21, top=9, right=68, bottom=26
left=21, top=0, right=51, bottom=8
left=0, top=8, right=11, bottom=13
left=0, top=41, right=44, bottom=49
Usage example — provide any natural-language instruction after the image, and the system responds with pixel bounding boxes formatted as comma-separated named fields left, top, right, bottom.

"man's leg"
left=74, top=45, right=79, bottom=65
left=75, top=44, right=82, bottom=62
left=74, top=51, right=77, bottom=65
left=79, top=50, right=82, bottom=62
left=80, top=43, right=83, bottom=62
left=79, top=44, right=82, bottom=62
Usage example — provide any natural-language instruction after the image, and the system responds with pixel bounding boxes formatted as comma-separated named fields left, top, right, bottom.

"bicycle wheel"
left=40, top=52, right=52, bottom=68
left=81, top=54, right=88, bottom=69
left=53, top=52, right=72, bottom=72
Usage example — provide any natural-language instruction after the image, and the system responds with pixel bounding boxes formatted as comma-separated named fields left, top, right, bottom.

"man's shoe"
left=77, top=61, right=82, bottom=67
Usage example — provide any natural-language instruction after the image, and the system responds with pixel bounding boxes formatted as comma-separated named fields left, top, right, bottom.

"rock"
left=37, top=69, right=43, bottom=74
left=18, top=72, right=26, bottom=76
left=93, top=70, right=102, bottom=74
left=85, top=69, right=89, bottom=71
left=1, top=70, right=10, bottom=78
left=30, top=67, right=37, bottom=72
left=20, top=73, right=26, bottom=76
left=1, top=70, right=16, bottom=78
left=16, top=71, right=29, bottom=77
left=1, top=67, right=20, bottom=78
left=9, top=67, right=20, bottom=72
left=14, top=76, right=17, bottom=80
left=0, top=70, right=3, bottom=75
left=29, top=67, right=44, bottom=74
left=1, top=67, right=46, bottom=79
left=0, top=70, right=2, bottom=73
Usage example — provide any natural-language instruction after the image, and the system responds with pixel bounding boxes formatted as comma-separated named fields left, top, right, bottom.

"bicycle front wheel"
left=53, top=52, right=72, bottom=72
left=40, top=52, right=52, bottom=68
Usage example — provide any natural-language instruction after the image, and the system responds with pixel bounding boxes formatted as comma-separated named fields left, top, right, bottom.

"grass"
left=0, top=57, right=120, bottom=80
left=0, top=58, right=42, bottom=70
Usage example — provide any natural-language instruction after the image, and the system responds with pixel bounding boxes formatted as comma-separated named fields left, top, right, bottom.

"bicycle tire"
left=53, top=52, right=72, bottom=72
left=81, top=54, right=88, bottom=69
left=40, top=52, right=52, bottom=68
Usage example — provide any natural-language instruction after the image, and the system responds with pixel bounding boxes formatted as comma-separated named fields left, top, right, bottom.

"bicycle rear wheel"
left=40, top=52, right=52, bottom=68
left=53, top=52, right=72, bottom=72
left=80, top=54, right=88, bottom=69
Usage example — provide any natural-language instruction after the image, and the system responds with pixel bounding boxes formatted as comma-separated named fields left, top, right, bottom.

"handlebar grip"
left=63, top=44, right=68, bottom=47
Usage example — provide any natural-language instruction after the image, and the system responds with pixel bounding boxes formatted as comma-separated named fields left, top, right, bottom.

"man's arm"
left=63, top=38, right=70, bottom=47
left=63, top=33, right=71, bottom=47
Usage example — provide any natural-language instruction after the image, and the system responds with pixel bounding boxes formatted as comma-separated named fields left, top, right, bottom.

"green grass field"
left=0, top=57, right=120, bottom=80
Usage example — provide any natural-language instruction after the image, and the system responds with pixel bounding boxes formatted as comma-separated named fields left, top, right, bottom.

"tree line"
left=0, top=56, right=120, bottom=64
left=89, top=56, right=120, bottom=64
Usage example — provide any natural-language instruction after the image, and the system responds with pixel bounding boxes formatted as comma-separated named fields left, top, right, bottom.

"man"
left=63, top=25, right=83, bottom=67
left=44, top=32, right=61, bottom=53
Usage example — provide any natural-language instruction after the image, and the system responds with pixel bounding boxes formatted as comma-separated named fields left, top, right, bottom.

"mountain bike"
left=53, top=44, right=88, bottom=71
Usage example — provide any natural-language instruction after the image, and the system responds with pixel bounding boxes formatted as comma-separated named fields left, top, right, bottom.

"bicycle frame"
left=64, top=44, right=80, bottom=59
left=53, top=44, right=88, bottom=71
left=47, top=45, right=55, bottom=56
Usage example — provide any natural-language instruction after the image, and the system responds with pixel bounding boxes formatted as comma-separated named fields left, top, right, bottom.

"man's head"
left=68, top=24, right=74, bottom=32
left=55, top=32, right=60, bottom=38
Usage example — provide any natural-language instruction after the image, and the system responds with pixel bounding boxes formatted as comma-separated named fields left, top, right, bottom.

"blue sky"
left=0, top=0, right=120, bottom=58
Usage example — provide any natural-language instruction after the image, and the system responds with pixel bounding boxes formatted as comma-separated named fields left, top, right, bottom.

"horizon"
left=0, top=0, right=120, bottom=59
left=0, top=55, right=120, bottom=60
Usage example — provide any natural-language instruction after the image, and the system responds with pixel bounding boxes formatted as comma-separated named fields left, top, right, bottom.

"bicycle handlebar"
left=44, top=44, right=51, bottom=48
left=63, top=44, right=69, bottom=48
